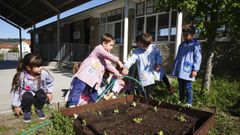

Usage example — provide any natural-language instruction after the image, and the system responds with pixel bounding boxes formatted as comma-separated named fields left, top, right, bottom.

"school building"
left=29, top=0, right=187, bottom=71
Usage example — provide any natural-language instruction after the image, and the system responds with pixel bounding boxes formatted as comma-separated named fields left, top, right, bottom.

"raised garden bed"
left=61, top=95, right=215, bottom=135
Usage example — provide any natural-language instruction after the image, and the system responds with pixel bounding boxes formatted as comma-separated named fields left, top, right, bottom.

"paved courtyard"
left=0, top=61, right=72, bottom=114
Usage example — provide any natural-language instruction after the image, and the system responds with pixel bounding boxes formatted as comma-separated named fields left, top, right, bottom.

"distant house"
left=18, top=40, right=31, bottom=56
left=0, top=43, right=17, bottom=53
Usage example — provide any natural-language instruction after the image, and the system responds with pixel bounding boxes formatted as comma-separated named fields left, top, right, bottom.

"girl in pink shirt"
left=66, top=33, right=124, bottom=107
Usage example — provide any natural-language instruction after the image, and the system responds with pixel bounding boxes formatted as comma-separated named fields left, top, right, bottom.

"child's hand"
left=122, top=68, right=129, bottom=75
left=47, top=93, right=53, bottom=101
left=191, top=71, right=197, bottom=77
left=155, top=64, right=161, bottom=72
left=117, top=60, right=124, bottom=68
left=14, top=107, right=23, bottom=116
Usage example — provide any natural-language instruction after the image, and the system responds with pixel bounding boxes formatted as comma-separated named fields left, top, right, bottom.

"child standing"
left=66, top=33, right=124, bottom=107
left=122, top=33, right=163, bottom=96
left=11, top=53, right=54, bottom=122
left=172, top=24, right=202, bottom=107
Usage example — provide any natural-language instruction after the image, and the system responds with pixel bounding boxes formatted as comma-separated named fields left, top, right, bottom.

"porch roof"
left=0, top=0, right=90, bottom=29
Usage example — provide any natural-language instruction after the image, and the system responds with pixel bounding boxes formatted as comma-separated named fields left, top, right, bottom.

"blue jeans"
left=177, top=78, right=193, bottom=105
left=67, top=78, right=98, bottom=106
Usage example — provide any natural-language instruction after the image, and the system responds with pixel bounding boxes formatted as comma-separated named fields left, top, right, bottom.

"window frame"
left=100, top=8, right=124, bottom=45
left=136, top=1, right=177, bottom=43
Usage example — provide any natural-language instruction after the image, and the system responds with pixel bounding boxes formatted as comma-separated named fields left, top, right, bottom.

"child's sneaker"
left=184, top=103, right=192, bottom=108
left=36, top=110, right=46, bottom=120
left=23, top=112, right=31, bottom=123
left=68, top=105, right=76, bottom=108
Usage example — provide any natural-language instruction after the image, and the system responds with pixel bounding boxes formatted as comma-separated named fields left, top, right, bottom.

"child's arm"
left=154, top=46, right=163, bottom=72
left=155, top=47, right=162, bottom=65
left=124, top=53, right=138, bottom=70
left=105, top=60, right=121, bottom=77
left=11, top=73, right=23, bottom=115
left=193, top=44, right=202, bottom=73
left=95, top=45, right=120, bottom=63
left=42, top=69, right=54, bottom=101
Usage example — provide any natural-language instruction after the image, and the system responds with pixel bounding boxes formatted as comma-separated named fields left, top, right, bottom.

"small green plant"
left=103, top=131, right=108, bottom=135
left=157, top=130, right=164, bottom=135
left=113, top=108, right=119, bottom=114
left=98, top=111, right=102, bottom=116
left=73, top=113, right=78, bottom=119
left=50, top=111, right=75, bottom=134
left=153, top=106, right=158, bottom=112
left=133, top=117, right=143, bottom=124
left=175, top=114, right=187, bottom=122
left=82, top=119, right=87, bottom=126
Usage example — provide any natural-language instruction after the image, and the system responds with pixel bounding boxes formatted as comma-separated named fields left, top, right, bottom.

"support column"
left=123, top=0, right=129, bottom=62
left=19, top=28, right=22, bottom=60
left=175, top=12, right=183, bottom=58
left=57, top=13, right=60, bottom=61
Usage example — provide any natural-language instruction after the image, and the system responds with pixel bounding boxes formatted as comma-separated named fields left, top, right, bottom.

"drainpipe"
left=123, top=0, right=129, bottom=62
left=175, top=12, right=183, bottom=58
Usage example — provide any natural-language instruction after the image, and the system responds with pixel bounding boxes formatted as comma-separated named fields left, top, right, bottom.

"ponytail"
left=10, top=60, right=24, bottom=92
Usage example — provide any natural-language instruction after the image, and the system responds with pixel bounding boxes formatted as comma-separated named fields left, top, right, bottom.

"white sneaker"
left=68, top=105, right=76, bottom=108
left=185, top=103, right=192, bottom=108
left=177, top=101, right=182, bottom=105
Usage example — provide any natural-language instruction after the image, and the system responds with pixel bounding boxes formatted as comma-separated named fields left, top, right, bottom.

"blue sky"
left=0, top=0, right=111, bottom=39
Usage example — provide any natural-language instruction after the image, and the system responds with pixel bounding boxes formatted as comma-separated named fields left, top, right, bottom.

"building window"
left=100, top=8, right=123, bottom=44
left=136, top=0, right=177, bottom=42
left=158, top=13, right=169, bottom=41
left=136, top=2, right=145, bottom=16
left=146, top=0, right=156, bottom=14
left=136, top=17, right=144, bottom=36
left=170, top=11, right=177, bottom=41
left=146, top=16, right=156, bottom=41
left=101, top=13, right=106, bottom=23
left=107, top=8, right=122, bottom=22
left=114, top=22, right=122, bottom=44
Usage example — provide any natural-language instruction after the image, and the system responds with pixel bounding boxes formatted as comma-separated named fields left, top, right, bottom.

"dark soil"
left=74, top=102, right=198, bottom=135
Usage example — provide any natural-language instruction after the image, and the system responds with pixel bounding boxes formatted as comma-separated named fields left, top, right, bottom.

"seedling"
left=157, top=130, right=164, bottom=135
left=113, top=108, right=119, bottom=114
left=133, top=117, right=143, bottom=124
left=175, top=114, right=187, bottom=122
left=153, top=106, right=158, bottom=112
left=82, top=119, right=87, bottom=126
left=103, top=131, right=107, bottom=135
left=98, top=111, right=102, bottom=116
left=73, top=113, right=78, bottom=119
left=131, top=102, right=137, bottom=107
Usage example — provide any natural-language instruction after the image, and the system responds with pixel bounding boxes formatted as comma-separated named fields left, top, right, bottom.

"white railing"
left=2, top=53, right=20, bottom=61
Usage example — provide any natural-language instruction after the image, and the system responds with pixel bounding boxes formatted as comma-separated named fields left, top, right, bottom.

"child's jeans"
left=21, top=89, right=47, bottom=113
left=177, top=78, right=193, bottom=105
left=162, top=74, right=171, bottom=89
left=67, top=77, right=98, bottom=106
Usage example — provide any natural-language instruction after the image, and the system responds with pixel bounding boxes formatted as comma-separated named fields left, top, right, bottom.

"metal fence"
left=2, top=52, right=20, bottom=61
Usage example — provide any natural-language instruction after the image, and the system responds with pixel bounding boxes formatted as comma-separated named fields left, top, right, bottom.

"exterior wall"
left=89, top=18, right=100, bottom=51
left=30, top=0, right=178, bottom=73
left=157, top=44, right=175, bottom=73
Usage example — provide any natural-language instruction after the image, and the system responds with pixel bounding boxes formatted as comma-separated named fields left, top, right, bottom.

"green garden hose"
left=96, top=75, right=146, bottom=102
left=21, top=120, right=52, bottom=135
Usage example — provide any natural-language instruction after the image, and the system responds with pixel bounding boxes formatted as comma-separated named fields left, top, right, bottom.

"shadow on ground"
left=0, top=60, right=18, bottom=70
left=48, top=68, right=73, bottom=78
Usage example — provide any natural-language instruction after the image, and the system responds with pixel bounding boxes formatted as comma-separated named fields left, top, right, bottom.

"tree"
left=156, top=0, right=240, bottom=90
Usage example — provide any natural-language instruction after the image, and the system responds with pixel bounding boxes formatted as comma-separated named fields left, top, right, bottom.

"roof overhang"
left=0, top=0, right=90, bottom=29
